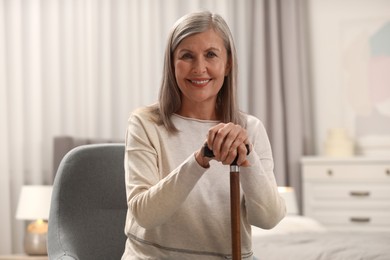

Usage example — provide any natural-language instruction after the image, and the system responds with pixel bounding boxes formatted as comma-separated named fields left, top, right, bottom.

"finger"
left=223, top=126, right=248, bottom=160
left=223, top=142, right=250, bottom=166
left=236, top=143, right=249, bottom=166
left=207, top=123, right=225, bottom=152
left=211, top=123, right=234, bottom=157
left=223, top=136, right=250, bottom=166
left=220, top=125, right=241, bottom=160
left=240, top=159, right=251, bottom=167
left=223, top=147, right=238, bottom=165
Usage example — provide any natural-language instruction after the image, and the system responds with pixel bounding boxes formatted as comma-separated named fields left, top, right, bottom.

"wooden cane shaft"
left=230, top=170, right=241, bottom=260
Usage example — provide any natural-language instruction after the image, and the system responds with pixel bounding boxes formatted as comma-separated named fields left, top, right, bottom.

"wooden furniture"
left=0, top=255, right=48, bottom=260
left=302, top=156, right=390, bottom=231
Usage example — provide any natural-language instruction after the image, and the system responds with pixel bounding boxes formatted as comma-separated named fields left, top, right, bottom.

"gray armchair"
left=48, top=143, right=127, bottom=259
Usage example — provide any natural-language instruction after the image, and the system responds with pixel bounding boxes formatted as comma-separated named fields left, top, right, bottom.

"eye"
left=180, top=53, right=193, bottom=59
left=206, top=51, right=217, bottom=58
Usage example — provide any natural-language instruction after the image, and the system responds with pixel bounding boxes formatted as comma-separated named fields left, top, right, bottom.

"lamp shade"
left=278, top=186, right=298, bottom=215
left=16, top=185, right=53, bottom=220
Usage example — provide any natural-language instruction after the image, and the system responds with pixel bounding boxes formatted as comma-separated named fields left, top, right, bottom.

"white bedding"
left=252, top=215, right=327, bottom=237
left=252, top=216, right=390, bottom=260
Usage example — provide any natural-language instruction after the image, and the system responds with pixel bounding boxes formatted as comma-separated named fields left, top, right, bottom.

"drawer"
left=303, top=164, right=390, bottom=181
left=312, top=210, right=390, bottom=227
left=305, top=200, right=390, bottom=210
left=307, top=183, right=390, bottom=200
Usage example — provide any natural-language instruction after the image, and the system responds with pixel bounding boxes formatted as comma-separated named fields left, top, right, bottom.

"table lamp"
left=278, top=186, right=298, bottom=215
left=16, top=185, right=53, bottom=255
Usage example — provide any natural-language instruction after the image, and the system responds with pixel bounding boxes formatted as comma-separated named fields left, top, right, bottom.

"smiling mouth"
left=189, top=79, right=211, bottom=86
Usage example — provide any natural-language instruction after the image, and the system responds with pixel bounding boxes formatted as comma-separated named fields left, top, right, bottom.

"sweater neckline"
left=172, top=113, right=220, bottom=124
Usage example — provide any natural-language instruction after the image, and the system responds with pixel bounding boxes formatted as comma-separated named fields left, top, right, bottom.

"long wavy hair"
left=148, top=11, right=244, bottom=133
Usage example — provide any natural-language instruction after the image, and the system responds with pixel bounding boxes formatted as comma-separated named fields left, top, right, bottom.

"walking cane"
left=203, top=144, right=249, bottom=260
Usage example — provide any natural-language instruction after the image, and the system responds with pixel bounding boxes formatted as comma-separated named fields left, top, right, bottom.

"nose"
left=192, top=57, right=206, bottom=74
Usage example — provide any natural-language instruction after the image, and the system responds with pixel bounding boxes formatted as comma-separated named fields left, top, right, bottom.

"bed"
left=251, top=215, right=390, bottom=260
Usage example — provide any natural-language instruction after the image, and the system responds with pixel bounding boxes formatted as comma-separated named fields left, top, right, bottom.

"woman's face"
left=173, top=29, right=230, bottom=117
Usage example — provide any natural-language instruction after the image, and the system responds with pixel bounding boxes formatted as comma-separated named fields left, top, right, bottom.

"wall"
left=308, top=0, right=390, bottom=156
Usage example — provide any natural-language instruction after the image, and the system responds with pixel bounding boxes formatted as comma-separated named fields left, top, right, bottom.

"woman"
left=122, top=11, right=286, bottom=260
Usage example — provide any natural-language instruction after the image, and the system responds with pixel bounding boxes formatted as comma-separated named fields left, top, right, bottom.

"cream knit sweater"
left=121, top=108, right=286, bottom=260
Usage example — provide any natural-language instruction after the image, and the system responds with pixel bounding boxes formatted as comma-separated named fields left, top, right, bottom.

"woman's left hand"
left=206, top=123, right=251, bottom=166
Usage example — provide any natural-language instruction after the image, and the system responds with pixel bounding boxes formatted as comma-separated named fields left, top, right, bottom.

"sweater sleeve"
left=239, top=116, right=286, bottom=229
left=124, top=112, right=207, bottom=229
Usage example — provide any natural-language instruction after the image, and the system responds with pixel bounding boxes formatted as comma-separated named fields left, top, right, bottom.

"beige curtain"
left=247, top=0, right=315, bottom=211
left=0, top=0, right=313, bottom=253
left=1, top=0, right=168, bottom=253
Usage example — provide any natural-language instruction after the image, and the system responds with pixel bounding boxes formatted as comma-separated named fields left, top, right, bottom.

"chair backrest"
left=52, top=136, right=124, bottom=176
left=48, top=143, right=127, bottom=260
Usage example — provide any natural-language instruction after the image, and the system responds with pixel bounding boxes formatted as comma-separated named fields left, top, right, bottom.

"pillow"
left=251, top=215, right=327, bottom=237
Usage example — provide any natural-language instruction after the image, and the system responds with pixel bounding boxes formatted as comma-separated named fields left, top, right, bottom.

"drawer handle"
left=350, top=191, right=370, bottom=197
left=386, top=169, right=390, bottom=176
left=350, top=217, right=370, bottom=223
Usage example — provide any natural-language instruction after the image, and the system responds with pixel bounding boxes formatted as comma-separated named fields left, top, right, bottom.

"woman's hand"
left=195, top=146, right=212, bottom=168
left=205, top=123, right=251, bottom=166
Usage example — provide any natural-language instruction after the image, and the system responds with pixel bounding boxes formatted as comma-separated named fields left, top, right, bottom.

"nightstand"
left=0, top=255, right=48, bottom=260
left=302, top=156, right=390, bottom=231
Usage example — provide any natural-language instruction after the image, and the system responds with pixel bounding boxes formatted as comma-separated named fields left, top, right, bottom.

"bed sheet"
left=251, top=216, right=390, bottom=260
left=252, top=231, right=390, bottom=260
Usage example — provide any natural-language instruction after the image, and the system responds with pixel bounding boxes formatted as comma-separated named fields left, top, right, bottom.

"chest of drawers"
left=302, top=157, right=390, bottom=231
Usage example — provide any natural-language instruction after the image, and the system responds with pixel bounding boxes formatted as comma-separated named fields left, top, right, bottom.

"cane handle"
left=202, top=143, right=249, bottom=166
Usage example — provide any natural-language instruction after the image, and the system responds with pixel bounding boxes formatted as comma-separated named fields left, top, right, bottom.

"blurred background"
left=1, top=0, right=389, bottom=254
